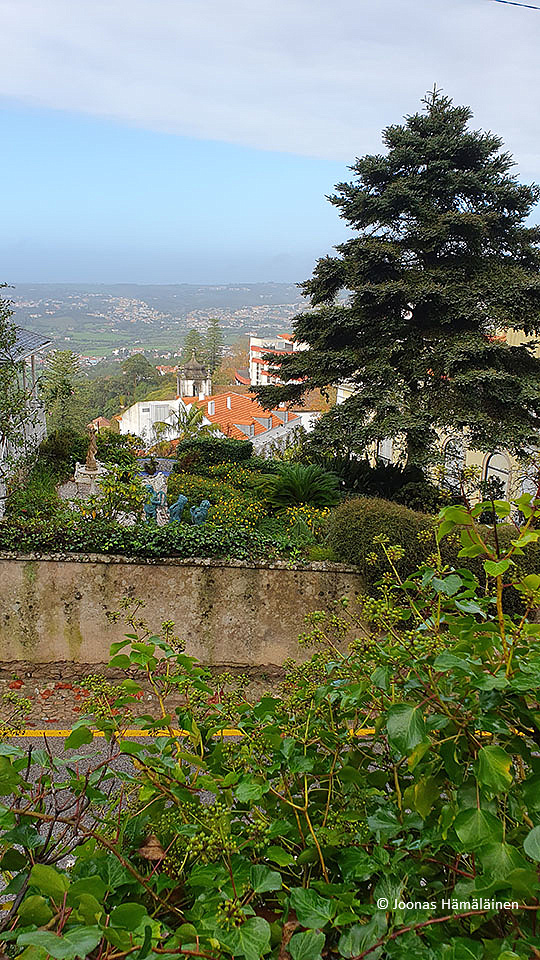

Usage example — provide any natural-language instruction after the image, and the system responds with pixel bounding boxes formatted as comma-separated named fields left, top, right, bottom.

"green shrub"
left=326, top=497, right=434, bottom=574
left=326, top=496, right=540, bottom=609
left=38, top=429, right=89, bottom=481
left=4, top=497, right=540, bottom=958
left=96, top=431, right=141, bottom=467
left=167, top=472, right=242, bottom=506
left=175, top=436, right=253, bottom=473
left=255, top=463, right=340, bottom=508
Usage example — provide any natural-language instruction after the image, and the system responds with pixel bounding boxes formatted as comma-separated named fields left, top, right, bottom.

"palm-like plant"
left=172, top=404, right=221, bottom=442
left=255, top=463, right=340, bottom=508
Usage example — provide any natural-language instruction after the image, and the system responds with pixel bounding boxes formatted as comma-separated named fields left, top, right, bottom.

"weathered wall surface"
left=0, top=554, right=363, bottom=667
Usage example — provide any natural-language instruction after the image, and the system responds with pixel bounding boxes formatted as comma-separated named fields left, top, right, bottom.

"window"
left=484, top=452, right=511, bottom=496
left=376, top=439, right=393, bottom=465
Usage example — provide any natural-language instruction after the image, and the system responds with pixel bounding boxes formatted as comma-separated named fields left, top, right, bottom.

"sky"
left=1, top=0, right=540, bottom=285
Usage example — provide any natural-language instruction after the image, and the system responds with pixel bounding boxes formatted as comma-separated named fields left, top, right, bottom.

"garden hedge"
left=174, top=436, right=253, bottom=472
left=326, top=496, right=540, bottom=602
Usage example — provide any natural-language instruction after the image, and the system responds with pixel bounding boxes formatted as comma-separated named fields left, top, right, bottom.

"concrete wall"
left=0, top=554, right=363, bottom=667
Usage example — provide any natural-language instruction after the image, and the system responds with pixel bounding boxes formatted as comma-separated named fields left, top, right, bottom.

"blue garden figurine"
left=144, top=489, right=166, bottom=522
left=190, top=499, right=210, bottom=525
left=169, top=493, right=188, bottom=523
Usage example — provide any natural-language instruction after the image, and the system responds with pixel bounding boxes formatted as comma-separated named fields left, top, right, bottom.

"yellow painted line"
left=6, top=728, right=241, bottom=739
left=7, top=726, right=377, bottom=740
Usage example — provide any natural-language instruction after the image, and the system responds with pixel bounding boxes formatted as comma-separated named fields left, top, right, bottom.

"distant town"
left=8, top=281, right=306, bottom=362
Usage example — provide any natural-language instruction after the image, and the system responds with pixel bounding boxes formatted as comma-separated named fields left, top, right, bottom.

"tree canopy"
left=254, top=89, right=540, bottom=465
left=204, top=318, right=224, bottom=374
left=42, top=350, right=86, bottom=433
left=181, top=328, right=204, bottom=363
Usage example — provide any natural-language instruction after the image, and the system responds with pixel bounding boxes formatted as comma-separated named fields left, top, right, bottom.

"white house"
left=116, top=397, right=183, bottom=443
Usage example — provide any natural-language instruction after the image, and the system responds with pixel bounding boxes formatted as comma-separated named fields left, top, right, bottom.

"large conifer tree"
left=254, top=90, right=540, bottom=465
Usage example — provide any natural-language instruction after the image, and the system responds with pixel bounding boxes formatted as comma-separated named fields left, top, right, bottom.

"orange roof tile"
left=179, top=392, right=298, bottom=441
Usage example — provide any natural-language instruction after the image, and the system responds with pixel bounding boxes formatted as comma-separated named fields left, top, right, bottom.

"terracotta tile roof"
left=88, top=416, right=111, bottom=430
left=179, top=392, right=298, bottom=441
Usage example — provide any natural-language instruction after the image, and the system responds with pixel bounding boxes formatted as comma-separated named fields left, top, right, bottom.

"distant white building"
left=246, top=333, right=308, bottom=387
left=0, top=327, right=52, bottom=519
left=116, top=398, right=183, bottom=444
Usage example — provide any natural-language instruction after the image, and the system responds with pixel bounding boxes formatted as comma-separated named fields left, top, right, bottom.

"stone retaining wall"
left=0, top=554, right=363, bottom=667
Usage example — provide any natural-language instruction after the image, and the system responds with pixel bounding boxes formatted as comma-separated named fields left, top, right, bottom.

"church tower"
left=177, top=351, right=212, bottom=398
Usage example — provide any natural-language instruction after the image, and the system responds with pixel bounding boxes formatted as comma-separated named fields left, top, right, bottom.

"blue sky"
left=1, top=0, right=540, bottom=284
left=0, top=105, right=347, bottom=283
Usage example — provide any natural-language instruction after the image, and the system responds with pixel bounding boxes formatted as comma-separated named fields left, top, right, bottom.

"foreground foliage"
left=2, top=496, right=540, bottom=956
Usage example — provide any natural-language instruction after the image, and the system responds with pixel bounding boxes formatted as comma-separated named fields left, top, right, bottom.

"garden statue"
left=190, top=499, right=210, bottom=525
left=144, top=488, right=167, bottom=523
left=73, top=426, right=107, bottom=496
left=86, top=427, right=98, bottom=472
left=169, top=493, right=188, bottom=523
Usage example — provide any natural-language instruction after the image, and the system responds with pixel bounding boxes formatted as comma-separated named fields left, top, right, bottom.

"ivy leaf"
left=64, top=726, right=93, bottom=750
left=236, top=779, right=268, bottom=802
left=289, top=930, right=325, bottom=960
left=0, top=756, right=23, bottom=795
left=477, top=842, right=527, bottom=877
left=338, top=920, right=385, bottom=959
left=476, top=746, right=513, bottom=793
left=412, top=777, right=439, bottom=820
left=17, top=928, right=102, bottom=960
left=29, top=864, right=69, bottom=902
left=0, top=848, right=27, bottom=871
left=250, top=865, right=282, bottom=893
left=386, top=704, right=426, bottom=755
left=432, top=574, right=462, bottom=596
left=289, top=889, right=336, bottom=928
left=484, top=559, right=512, bottom=577
left=454, top=809, right=503, bottom=850
left=109, top=903, right=148, bottom=929
left=17, top=895, right=53, bottom=926
left=218, top=917, right=271, bottom=960
left=265, top=846, right=295, bottom=867
left=524, top=825, right=540, bottom=862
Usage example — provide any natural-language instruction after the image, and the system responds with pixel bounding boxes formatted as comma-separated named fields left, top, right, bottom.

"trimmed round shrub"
left=326, top=497, right=434, bottom=577
left=326, top=496, right=540, bottom=611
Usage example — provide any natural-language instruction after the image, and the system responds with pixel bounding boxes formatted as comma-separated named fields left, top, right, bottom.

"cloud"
left=0, top=0, right=539, bottom=170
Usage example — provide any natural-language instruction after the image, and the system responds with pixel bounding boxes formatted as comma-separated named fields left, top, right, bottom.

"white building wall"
left=118, top=399, right=182, bottom=443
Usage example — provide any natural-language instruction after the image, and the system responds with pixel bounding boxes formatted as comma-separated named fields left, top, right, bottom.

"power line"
left=489, top=0, right=540, bottom=9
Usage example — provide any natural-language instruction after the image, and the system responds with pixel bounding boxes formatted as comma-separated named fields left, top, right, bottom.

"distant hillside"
left=6, top=282, right=307, bottom=356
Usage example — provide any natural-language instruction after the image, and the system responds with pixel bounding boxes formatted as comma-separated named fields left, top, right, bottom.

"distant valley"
left=6, top=282, right=307, bottom=357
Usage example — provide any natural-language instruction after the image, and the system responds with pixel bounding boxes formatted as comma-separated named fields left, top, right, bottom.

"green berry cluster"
left=216, top=899, right=246, bottom=929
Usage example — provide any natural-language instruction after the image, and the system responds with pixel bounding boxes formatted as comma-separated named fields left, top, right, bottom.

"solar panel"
left=0, top=326, right=52, bottom=364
